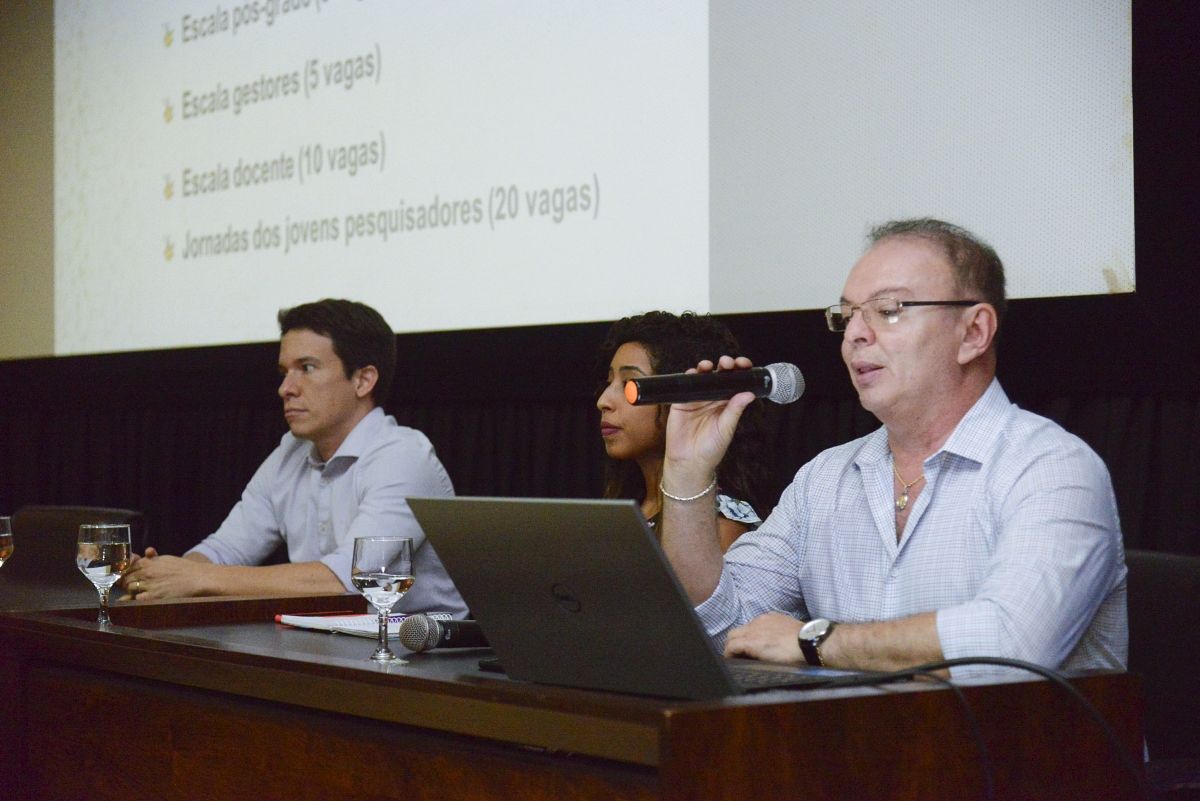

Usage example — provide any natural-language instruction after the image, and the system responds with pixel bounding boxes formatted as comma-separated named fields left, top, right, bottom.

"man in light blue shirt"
left=123, top=299, right=466, bottom=616
left=658, top=219, right=1126, bottom=674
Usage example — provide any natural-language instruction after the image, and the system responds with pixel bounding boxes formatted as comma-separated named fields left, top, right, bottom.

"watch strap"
left=799, top=636, right=823, bottom=666
left=799, top=620, right=836, bottom=666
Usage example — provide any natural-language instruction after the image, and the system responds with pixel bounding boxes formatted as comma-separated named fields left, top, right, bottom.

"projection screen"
left=53, top=1, right=1133, bottom=356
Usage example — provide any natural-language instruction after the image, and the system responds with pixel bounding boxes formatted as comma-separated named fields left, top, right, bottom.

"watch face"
left=801, top=618, right=830, bottom=640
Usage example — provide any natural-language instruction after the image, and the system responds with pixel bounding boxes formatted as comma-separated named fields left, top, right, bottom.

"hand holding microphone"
left=651, top=357, right=797, bottom=510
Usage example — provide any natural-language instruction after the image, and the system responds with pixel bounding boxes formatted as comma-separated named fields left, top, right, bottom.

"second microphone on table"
left=398, top=614, right=490, bottom=653
left=623, top=362, right=805, bottom=406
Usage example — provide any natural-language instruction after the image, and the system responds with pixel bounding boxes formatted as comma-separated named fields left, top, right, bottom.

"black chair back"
left=2, top=505, right=146, bottom=610
left=1125, top=548, right=1200, bottom=799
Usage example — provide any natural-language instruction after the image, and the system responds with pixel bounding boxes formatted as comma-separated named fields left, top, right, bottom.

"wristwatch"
left=798, top=618, right=836, bottom=666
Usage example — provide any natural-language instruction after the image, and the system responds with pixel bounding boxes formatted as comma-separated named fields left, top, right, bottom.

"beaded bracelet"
left=660, top=476, right=717, bottom=503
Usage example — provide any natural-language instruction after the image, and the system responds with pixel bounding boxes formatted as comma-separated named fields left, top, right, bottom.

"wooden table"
left=0, top=595, right=1144, bottom=801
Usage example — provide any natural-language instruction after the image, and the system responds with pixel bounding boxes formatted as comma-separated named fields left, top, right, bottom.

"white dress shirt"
left=188, top=407, right=467, bottom=616
left=697, top=379, right=1127, bottom=674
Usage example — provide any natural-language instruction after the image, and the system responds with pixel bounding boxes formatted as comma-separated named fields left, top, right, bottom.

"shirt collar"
left=855, top=378, right=1009, bottom=468
left=305, top=406, right=385, bottom=468
left=939, top=378, right=1009, bottom=464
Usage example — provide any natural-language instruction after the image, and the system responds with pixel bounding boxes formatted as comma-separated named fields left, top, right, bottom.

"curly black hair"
left=595, top=311, right=768, bottom=516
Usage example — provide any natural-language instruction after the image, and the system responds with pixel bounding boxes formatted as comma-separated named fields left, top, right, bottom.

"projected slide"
left=53, top=2, right=1133, bottom=357
left=55, top=2, right=708, bottom=353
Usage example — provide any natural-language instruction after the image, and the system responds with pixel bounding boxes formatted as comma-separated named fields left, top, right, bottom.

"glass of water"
left=0, top=516, right=12, bottom=568
left=351, top=536, right=414, bottom=663
left=76, top=523, right=132, bottom=625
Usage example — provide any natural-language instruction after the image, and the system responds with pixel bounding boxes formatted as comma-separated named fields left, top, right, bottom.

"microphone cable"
left=910, top=668, right=994, bottom=801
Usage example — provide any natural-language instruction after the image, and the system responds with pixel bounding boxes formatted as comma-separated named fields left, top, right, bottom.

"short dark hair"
left=277, top=299, right=396, bottom=404
left=869, top=218, right=1007, bottom=323
left=596, top=310, right=767, bottom=514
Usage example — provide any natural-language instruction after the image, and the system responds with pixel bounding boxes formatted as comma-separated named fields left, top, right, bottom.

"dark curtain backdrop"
left=1, top=304, right=1197, bottom=556
left=1, top=3, right=1198, bottom=556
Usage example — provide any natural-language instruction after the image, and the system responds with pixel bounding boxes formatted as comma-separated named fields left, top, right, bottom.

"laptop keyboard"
left=729, top=663, right=826, bottom=690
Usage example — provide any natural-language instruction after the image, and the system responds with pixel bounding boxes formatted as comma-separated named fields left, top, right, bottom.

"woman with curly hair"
left=596, top=311, right=767, bottom=550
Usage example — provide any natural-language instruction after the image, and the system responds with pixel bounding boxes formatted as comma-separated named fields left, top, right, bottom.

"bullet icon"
left=163, top=176, right=174, bottom=200
left=164, top=238, right=174, bottom=261
left=163, top=24, right=173, bottom=48
left=163, top=100, right=173, bottom=124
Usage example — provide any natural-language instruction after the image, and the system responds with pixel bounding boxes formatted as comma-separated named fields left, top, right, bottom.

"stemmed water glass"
left=350, top=536, right=414, bottom=663
left=76, top=523, right=132, bottom=625
left=0, top=517, right=12, bottom=569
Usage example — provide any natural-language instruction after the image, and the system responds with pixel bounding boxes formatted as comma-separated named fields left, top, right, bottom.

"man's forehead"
left=843, top=236, right=954, bottom=297
left=279, top=328, right=337, bottom=361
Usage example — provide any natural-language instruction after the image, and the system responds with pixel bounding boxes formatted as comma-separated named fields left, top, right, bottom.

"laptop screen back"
left=408, top=496, right=742, bottom=699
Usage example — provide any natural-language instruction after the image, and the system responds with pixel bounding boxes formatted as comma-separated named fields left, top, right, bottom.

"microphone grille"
left=397, top=613, right=440, bottom=653
left=765, top=363, right=805, bottom=404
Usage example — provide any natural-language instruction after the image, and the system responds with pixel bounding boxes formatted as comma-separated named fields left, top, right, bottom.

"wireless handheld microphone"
left=398, top=614, right=490, bottom=653
left=624, top=363, right=804, bottom=405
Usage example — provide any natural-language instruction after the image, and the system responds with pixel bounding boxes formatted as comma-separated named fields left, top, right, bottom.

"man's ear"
left=957, top=303, right=998, bottom=365
left=354, top=365, right=379, bottom=399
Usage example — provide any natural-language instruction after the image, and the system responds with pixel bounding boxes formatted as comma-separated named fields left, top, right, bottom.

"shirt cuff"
left=184, top=542, right=221, bottom=564
left=936, top=605, right=1020, bottom=680
left=320, top=552, right=355, bottom=592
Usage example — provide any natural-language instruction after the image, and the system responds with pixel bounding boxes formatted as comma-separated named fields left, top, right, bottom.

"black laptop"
left=407, top=496, right=859, bottom=699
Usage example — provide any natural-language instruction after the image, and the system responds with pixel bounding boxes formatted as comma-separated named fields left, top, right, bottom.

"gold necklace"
left=892, top=460, right=925, bottom=512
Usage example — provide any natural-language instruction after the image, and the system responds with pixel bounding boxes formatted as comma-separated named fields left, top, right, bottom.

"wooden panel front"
left=659, top=677, right=1145, bottom=801
left=0, top=601, right=1146, bottom=801
left=24, top=664, right=657, bottom=801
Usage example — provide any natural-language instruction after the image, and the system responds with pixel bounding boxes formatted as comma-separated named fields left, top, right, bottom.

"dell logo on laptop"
left=551, top=583, right=582, bottom=613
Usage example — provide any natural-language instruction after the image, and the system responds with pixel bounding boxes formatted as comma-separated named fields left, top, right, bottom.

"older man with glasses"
left=658, top=218, right=1127, bottom=676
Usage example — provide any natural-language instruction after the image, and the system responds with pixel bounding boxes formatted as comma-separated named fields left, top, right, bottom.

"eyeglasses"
left=825, top=298, right=980, bottom=332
